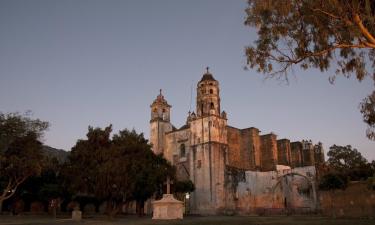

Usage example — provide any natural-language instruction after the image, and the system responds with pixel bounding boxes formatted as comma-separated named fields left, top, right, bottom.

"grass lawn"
left=0, top=215, right=374, bottom=225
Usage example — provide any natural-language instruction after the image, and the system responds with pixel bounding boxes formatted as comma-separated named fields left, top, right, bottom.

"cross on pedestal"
left=165, top=176, right=173, bottom=194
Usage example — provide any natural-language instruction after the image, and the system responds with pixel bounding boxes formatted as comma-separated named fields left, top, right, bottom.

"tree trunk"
left=106, top=200, right=119, bottom=220
left=136, top=200, right=145, bottom=217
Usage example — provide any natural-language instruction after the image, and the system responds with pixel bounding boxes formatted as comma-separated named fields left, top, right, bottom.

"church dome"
left=200, top=67, right=216, bottom=82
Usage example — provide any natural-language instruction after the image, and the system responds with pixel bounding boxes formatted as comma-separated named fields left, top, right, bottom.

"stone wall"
left=226, top=126, right=243, bottom=168
left=319, top=182, right=375, bottom=218
left=189, top=142, right=226, bottom=214
left=302, top=148, right=315, bottom=166
left=277, top=139, right=291, bottom=166
left=150, top=120, right=173, bottom=155
left=260, top=134, right=278, bottom=171
left=164, top=127, right=190, bottom=164
left=291, top=142, right=303, bottom=168
left=241, top=128, right=261, bottom=170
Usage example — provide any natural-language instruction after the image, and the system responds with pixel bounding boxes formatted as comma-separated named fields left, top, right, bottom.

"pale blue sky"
left=0, top=0, right=374, bottom=160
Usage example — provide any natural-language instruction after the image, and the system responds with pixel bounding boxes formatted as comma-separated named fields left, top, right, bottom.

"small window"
left=210, top=89, right=213, bottom=94
left=180, top=144, right=186, bottom=157
left=162, top=108, right=166, bottom=113
left=210, top=102, right=214, bottom=109
left=197, top=160, right=202, bottom=168
left=209, top=83, right=213, bottom=86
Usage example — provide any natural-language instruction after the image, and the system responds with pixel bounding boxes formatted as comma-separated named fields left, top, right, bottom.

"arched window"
left=210, top=102, right=214, bottom=109
left=180, top=144, right=186, bottom=157
left=210, top=89, right=213, bottom=94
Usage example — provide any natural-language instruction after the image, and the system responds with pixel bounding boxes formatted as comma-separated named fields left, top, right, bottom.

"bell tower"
left=196, top=67, right=220, bottom=117
left=150, top=89, right=172, bottom=155
left=189, top=67, right=228, bottom=214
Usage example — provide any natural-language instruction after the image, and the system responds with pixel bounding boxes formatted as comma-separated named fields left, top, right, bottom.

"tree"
left=319, top=173, right=348, bottom=191
left=244, top=0, right=375, bottom=139
left=65, top=126, right=175, bottom=218
left=18, top=156, right=70, bottom=213
left=319, top=173, right=347, bottom=217
left=0, top=112, right=48, bottom=212
left=327, top=144, right=373, bottom=180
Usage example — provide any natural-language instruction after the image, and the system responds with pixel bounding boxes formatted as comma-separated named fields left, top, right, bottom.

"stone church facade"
left=149, top=69, right=325, bottom=214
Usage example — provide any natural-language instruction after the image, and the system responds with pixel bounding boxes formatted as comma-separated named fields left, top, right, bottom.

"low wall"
left=224, top=166, right=317, bottom=214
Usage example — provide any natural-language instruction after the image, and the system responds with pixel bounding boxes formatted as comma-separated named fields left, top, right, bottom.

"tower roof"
left=151, top=89, right=170, bottom=106
left=200, top=67, right=216, bottom=82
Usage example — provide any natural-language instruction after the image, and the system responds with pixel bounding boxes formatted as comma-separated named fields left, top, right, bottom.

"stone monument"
left=152, top=177, right=184, bottom=219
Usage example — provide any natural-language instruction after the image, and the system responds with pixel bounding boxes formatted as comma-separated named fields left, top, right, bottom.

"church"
left=149, top=68, right=325, bottom=215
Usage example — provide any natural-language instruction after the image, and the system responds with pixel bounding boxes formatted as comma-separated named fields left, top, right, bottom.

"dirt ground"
left=0, top=215, right=374, bottom=225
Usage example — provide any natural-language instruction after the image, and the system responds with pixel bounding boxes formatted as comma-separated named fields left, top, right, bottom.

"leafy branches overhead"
left=245, top=0, right=375, bottom=139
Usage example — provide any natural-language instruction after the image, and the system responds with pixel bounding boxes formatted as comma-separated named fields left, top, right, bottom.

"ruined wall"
left=290, top=142, right=303, bottom=168
left=260, top=134, right=278, bottom=171
left=277, top=139, right=291, bottom=166
left=224, top=166, right=317, bottom=215
left=319, top=182, right=375, bottom=218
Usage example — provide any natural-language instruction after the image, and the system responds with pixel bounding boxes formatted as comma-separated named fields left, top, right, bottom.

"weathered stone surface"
left=277, top=139, right=291, bottom=166
left=291, top=142, right=303, bottom=168
left=152, top=194, right=184, bottom=219
left=260, top=134, right=278, bottom=171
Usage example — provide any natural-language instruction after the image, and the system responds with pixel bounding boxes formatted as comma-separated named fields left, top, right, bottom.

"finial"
left=159, top=89, right=162, bottom=96
left=206, top=66, right=209, bottom=73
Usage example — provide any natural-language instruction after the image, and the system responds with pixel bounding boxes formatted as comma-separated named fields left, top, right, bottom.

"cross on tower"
left=206, top=66, right=209, bottom=73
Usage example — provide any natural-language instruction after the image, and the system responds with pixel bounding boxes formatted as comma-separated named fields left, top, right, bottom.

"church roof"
left=200, top=67, right=216, bottom=82
left=179, top=124, right=190, bottom=130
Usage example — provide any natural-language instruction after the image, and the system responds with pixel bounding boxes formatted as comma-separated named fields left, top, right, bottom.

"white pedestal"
left=152, top=194, right=184, bottom=220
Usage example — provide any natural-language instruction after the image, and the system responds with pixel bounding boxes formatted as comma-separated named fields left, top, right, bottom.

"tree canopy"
left=327, top=144, right=373, bottom=180
left=64, top=126, right=175, bottom=217
left=244, top=0, right=375, bottom=139
left=0, top=112, right=49, bottom=212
